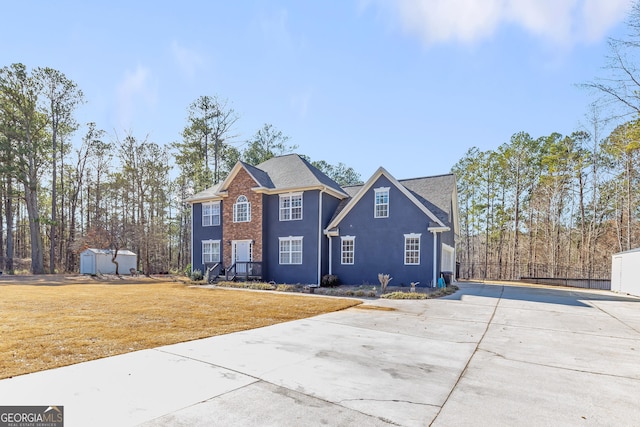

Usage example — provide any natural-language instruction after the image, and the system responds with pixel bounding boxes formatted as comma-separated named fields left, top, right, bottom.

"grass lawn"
left=0, top=278, right=360, bottom=379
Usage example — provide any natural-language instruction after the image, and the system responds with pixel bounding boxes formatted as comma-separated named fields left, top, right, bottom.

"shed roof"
left=83, top=248, right=136, bottom=256
left=613, top=247, right=640, bottom=256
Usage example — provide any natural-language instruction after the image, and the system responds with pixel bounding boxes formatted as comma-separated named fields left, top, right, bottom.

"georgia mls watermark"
left=0, top=406, right=63, bottom=427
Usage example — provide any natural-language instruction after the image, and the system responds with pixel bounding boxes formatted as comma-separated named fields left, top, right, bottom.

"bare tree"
left=585, top=1, right=640, bottom=119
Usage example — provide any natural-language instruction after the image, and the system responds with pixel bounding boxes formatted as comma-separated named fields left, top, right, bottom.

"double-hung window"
left=341, top=236, right=355, bottom=265
left=202, top=202, right=220, bottom=226
left=279, top=236, right=303, bottom=264
left=279, top=193, right=303, bottom=221
left=202, top=240, right=221, bottom=264
left=374, top=187, right=389, bottom=218
left=404, top=233, right=421, bottom=265
left=233, top=195, right=251, bottom=223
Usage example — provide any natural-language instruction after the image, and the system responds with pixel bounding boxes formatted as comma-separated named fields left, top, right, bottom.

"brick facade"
left=222, top=168, right=263, bottom=267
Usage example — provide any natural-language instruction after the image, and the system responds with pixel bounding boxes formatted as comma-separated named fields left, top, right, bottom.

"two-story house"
left=188, top=154, right=459, bottom=287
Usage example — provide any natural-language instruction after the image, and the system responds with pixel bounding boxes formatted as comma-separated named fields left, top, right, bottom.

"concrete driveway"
left=0, top=282, right=639, bottom=426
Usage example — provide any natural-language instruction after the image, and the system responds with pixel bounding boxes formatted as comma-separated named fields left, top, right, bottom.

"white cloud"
left=170, top=41, right=205, bottom=78
left=580, top=0, right=633, bottom=41
left=116, top=65, right=157, bottom=129
left=371, top=0, right=631, bottom=46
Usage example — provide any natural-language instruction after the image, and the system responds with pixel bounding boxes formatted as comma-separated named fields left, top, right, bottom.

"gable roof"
left=186, top=154, right=348, bottom=203
left=327, top=168, right=458, bottom=233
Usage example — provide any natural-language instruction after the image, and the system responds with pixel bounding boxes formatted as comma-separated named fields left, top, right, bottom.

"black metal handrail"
left=205, top=262, right=222, bottom=283
left=225, top=262, right=263, bottom=281
left=226, top=263, right=237, bottom=281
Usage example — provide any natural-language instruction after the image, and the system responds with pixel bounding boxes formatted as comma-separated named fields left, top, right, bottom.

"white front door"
left=232, top=240, right=252, bottom=273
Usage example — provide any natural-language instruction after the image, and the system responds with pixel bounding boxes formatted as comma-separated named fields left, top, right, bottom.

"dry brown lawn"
left=0, top=276, right=360, bottom=379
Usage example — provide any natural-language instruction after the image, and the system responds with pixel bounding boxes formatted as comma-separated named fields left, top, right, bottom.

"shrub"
left=247, top=283, right=276, bottom=290
left=381, top=292, right=428, bottom=300
left=380, top=285, right=459, bottom=299
left=276, top=284, right=302, bottom=292
left=190, top=269, right=203, bottom=281
left=433, top=285, right=459, bottom=297
left=184, top=263, right=192, bottom=277
left=216, top=281, right=276, bottom=291
left=321, top=274, right=339, bottom=287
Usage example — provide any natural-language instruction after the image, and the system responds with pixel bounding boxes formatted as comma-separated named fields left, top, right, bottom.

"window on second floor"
left=341, top=236, right=355, bottom=265
left=202, top=202, right=220, bottom=226
left=374, top=187, right=389, bottom=218
left=233, top=195, right=251, bottom=223
left=279, top=193, right=303, bottom=221
left=202, top=239, right=221, bottom=264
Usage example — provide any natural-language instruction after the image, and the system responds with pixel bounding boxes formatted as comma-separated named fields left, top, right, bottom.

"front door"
left=232, top=240, right=252, bottom=273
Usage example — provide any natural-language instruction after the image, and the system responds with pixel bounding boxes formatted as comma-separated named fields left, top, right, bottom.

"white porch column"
left=431, top=230, right=438, bottom=287
left=428, top=225, right=451, bottom=288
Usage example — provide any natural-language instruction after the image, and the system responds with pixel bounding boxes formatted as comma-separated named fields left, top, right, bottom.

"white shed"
left=80, top=248, right=137, bottom=275
left=611, top=248, right=640, bottom=297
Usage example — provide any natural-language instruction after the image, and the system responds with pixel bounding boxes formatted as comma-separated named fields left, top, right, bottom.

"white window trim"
left=202, top=201, right=220, bottom=227
left=404, top=233, right=421, bottom=265
left=233, top=195, right=251, bottom=223
left=279, top=236, right=303, bottom=265
left=340, top=236, right=355, bottom=265
left=279, top=192, right=303, bottom=221
left=374, top=187, right=390, bottom=218
left=202, top=239, right=221, bottom=264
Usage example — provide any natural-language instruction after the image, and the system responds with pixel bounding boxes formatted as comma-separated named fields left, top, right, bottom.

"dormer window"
left=374, top=187, right=389, bottom=218
left=233, top=195, right=251, bottom=222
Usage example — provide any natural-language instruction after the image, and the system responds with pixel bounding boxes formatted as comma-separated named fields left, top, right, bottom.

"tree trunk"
left=50, top=122, right=57, bottom=274
left=24, top=182, right=45, bottom=274
left=4, top=187, right=13, bottom=274
left=111, top=248, right=120, bottom=275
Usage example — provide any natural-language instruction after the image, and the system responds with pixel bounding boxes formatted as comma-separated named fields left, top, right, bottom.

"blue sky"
left=0, top=0, right=633, bottom=180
